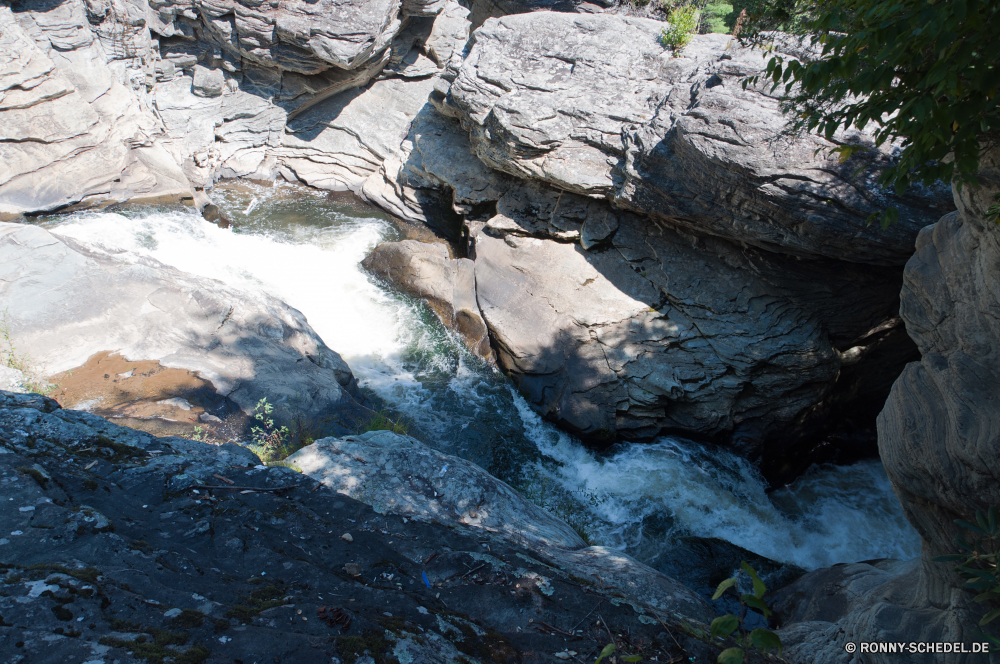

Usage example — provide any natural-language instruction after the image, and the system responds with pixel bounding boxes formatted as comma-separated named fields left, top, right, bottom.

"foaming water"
left=516, top=398, right=919, bottom=570
left=43, top=183, right=920, bottom=575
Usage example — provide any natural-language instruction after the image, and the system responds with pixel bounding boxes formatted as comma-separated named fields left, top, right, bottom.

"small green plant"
left=1, top=309, right=52, bottom=395
left=934, top=506, right=1000, bottom=646
left=594, top=643, right=641, bottom=663
left=247, top=398, right=291, bottom=462
left=660, top=6, right=699, bottom=54
left=355, top=409, right=409, bottom=436
left=191, top=426, right=205, bottom=442
left=709, top=562, right=782, bottom=664
left=987, top=193, right=1000, bottom=225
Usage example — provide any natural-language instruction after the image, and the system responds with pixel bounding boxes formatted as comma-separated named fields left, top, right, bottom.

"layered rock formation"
left=0, top=222, right=358, bottom=434
left=363, top=13, right=945, bottom=472
left=0, top=3, right=189, bottom=215
left=772, top=151, right=1000, bottom=662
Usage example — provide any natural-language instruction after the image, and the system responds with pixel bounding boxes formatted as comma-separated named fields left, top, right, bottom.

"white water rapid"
left=44, top=181, right=921, bottom=582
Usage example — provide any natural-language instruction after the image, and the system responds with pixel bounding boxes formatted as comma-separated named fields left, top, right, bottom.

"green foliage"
left=709, top=561, right=782, bottom=662
left=987, top=193, right=1000, bottom=225
left=742, top=0, right=1000, bottom=224
left=934, top=506, right=1000, bottom=646
left=660, top=6, right=699, bottom=54
left=594, top=643, right=641, bottom=663
left=247, top=398, right=291, bottom=462
left=725, top=0, right=814, bottom=34
left=355, top=408, right=409, bottom=435
left=701, top=1, right=735, bottom=33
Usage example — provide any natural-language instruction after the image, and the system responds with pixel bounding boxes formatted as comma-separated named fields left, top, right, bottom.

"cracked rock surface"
left=442, top=13, right=949, bottom=265
left=0, top=390, right=742, bottom=664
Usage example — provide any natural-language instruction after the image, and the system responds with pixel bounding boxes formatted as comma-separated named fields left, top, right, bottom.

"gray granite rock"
left=469, top=189, right=912, bottom=460
left=771, top=149, right=1000, bottom=663
left=191, top=64, right=224, bottom=96
left=362, top=240, right=494, bottom=360
left=0, top=222, right=357, bottom=432
left=279, top=75, right=438, bottom=191
left=443, top=13, right=949, bottom=265
left=0, top=4, right=191, bottom=215
left=288, top=430, right=716, bottom=623
left=150, top=0, right=403, bottom=74
left=0, top=389, right=724, bottom=664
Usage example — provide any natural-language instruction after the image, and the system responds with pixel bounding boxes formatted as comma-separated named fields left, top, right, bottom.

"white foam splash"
left=47, top=191, right=921, bottom=571
left=514, top=394, right=920, bottom=570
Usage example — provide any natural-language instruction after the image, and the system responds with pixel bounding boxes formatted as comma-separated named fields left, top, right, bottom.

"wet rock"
left=0, top=222, right=359, bottom=435
left=288, top=430, right=715, bottom=622
left=0, top=389, right=735, bottom=664
left=362, top=240, right=493, bottom=360
left=443, top=13, right=948, bottom=265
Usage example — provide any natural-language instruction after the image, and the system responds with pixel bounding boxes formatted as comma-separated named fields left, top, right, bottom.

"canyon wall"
left=772, top=152, right=1000, bottom=663
left=0, top=0, right=953, bottom=478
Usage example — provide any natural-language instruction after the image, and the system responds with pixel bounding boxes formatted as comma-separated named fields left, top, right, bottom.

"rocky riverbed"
left=1, top=0, right=998, bottom=662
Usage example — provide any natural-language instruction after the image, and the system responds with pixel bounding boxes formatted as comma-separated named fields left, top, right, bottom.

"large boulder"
left=773, top=150, right=1000, bottom=663
left=362, top=240, right=494, bottom=360
left=288, top=430, right=716, bottom=623
left=0, top=4, right=191, bottom=215
left=0, top=222, right=357, bottom=433
left=0, top=390, right=729, bottom=664
left=149, top=0, right=403, bottom=74
left=442, top=13, right=948, bottom=265
left=464, top=182, right=913, bottom=470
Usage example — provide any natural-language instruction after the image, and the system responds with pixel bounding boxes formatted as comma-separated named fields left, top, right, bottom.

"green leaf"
left=740, top=594, right=772, bottom=617
left=622, top=657, right=642, bottom=663
left=711, top=614, right=740, bottom=639
left=933, top=554, right=967, bottom=562
left=749, top=628, right=783, bottom=655
left=712, top=577, right=738, bottom=600
left=717, top=647, right=744, bottom=664
left=958, top=519, right=989, bottom=535
left=980, top=607, right=1000, bottom=627
left=594, top=643, right=615, bottom=664
left=741, top=562, right=767, bottom=598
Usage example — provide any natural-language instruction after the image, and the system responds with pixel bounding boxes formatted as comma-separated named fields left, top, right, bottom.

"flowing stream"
left=44, top=181, right=921, bottom=593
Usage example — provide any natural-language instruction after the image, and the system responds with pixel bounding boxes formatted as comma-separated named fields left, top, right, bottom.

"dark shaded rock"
left=771, top=150, right=1000, bottom=663
left=0, top=389, right=755, bottom=664
left=470, top=191, right=915, bottom=469
left=289, top=431, right=715, bottom=623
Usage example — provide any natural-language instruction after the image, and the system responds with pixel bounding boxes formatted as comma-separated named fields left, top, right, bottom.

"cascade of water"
left=44, top=182, right=921, bottom=577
